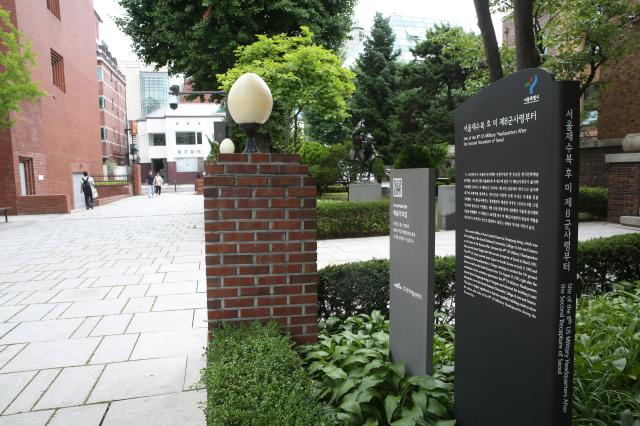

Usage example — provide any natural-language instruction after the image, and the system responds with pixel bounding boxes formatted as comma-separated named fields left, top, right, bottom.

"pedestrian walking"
left=153, top=172, right=164, bottom=197
left=80, top=171, right=95, bottom=210
left=146, top=170, right=154, bottom=198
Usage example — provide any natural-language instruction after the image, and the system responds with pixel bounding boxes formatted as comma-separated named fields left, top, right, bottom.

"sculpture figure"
left=349, top=119, right=379, bottom=179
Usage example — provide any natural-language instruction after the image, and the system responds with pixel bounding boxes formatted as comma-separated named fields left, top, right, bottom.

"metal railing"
left=92, top=175, right=132, bottom=186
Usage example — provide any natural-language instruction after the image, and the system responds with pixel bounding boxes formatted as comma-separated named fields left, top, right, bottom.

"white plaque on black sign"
left=389, top=168, right=435, bottom=376
left=454, top=69, right=579, bottom=425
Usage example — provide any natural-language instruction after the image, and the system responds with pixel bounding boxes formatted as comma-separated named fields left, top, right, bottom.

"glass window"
left=140, top=72, right=169, bottom=116
left=149, top=133, right=166, bottom=146
left=176, top=131, right=201, bottom=145
left=99, top=96, right=105, bottom=110
left=97, top=67, right=104, bottom=81
left=100, top=127, right=108, bottom=140
left=176, top=157, right=199, bottom=172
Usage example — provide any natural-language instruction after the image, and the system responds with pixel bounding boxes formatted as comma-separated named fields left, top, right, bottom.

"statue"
left=349, top=119, right=379, bottom=180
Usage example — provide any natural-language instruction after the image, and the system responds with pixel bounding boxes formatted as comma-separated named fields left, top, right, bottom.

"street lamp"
left=219, top=138, right=235, bottom=154
left=226, top=73, right=273, bottom=153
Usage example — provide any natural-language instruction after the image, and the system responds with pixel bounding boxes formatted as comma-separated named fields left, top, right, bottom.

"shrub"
left=393, top=144, right=448, bottom=170
left=578, top=186, right=608, bottom=219
left=201, top=322, right=324, bottom=425
left=317, top=257, right=456, bottom=323
left=317, top=199, right=389, bottom=239
left=300, top=142, right=342, bottom=195
left=573, top=281, right=640, bottom=425
left=577, top=232, right=640, bottom=295
left=326, top=184, right=347, bottom=193
left=299, top=312, right=455, bottom=425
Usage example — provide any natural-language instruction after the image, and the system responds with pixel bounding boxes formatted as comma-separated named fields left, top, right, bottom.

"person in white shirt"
left=80, top=171, right=96, bottom=210
left=153, top=172, right=164, bottom=197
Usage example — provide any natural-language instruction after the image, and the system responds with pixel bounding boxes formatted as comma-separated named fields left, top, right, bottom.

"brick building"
left=97, top=41, right=127, bottom=165
left=0, top=0, right=103, bottom=214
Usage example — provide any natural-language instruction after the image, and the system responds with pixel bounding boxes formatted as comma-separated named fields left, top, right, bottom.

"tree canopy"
left=217, top=28, right=355, bottom=152
left=350, top=13, right=399, bottom=162
left=116, top=0, right=356, bottom=90
left=0, top=7, right=43, bottom=129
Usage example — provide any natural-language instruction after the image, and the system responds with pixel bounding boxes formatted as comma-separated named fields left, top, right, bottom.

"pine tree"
left=351, top=13, right=399, bottom=163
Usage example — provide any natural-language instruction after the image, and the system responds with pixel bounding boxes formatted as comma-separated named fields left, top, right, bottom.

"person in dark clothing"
left=80, top=171, right=95, bottom=210
left=146, top=170, right=155, bottom=198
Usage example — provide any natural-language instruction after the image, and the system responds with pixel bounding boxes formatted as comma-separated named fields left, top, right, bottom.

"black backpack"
left=82, top=177, right=92, bottom=193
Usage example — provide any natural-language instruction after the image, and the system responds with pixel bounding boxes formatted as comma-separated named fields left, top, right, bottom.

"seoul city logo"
left=525, top=74, right=538, bottom=94
left=523, top=75, right=540, bottom=104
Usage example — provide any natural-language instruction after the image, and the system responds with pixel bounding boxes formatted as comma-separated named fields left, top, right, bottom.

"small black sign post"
left=389, top=168, right=435, bottom=376
left=454, top=69, right=579, bottom=425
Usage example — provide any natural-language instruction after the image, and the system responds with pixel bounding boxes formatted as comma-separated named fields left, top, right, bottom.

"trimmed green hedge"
left=318, top=199, right=389, bottom=239
left=201, top=322, right=324, bottom=425
left=578, top=186, right=608, bottom=219
left=318, top=232, right=640, bottom=321
left=325, top=184, right=347, bottom=193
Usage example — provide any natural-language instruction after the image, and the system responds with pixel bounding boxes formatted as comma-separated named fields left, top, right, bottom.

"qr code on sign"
left=392, top=178, right=402, bottom=198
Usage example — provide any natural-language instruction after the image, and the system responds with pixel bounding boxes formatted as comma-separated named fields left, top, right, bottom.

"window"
left=98, top=96, right=106, bottom=110
left=97, top=67, right=104, bottom=81
left=176, top=157, right=204, bottom=173
left=100, top=127, right=108, bottom=140
left=18, top=157, right=35, bottom=196
left=50, top=50, right=65, bottom=91
left=47, top=0, right=60, bottom=19
left=112, top=98, right=114, bottom=110
left=175, top=131, right=202, bottom=145
left=140, top=72, right=169, bottom=116
left=149, top=133, right=166, bottom=146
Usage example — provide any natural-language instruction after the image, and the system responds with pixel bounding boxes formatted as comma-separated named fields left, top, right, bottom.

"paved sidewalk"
left=318, top=221, right=640, bottom=269
left=0, top=193, right=206, bottom=425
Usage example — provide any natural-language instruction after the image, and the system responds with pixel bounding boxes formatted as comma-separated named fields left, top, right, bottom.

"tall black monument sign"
left=454, top=69, right=579, bottom=425
left=389, top=168, right=435, bottom=376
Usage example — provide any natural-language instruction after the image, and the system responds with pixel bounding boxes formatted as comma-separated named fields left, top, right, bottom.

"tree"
left=482, top=0, right=640, bottom=95
left=116, top=0, right=355, bottom=91
left=299, top=141, right=342, bottom=195
left=0, top=7, right=43, bottom=129
left=217, top=28, right=355, bottom=152
left=473, top=0, right=504, bottom=82
left=351, top=13, right=399, bottom=163
left=513, top=0, right=541, bottom=69
left=391, top=25, right=489, bottom=152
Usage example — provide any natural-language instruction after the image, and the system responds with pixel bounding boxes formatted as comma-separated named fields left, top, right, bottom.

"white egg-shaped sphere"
left=219, top=138, right=235, bottom=154
left=227, top=73, right=273, bottom=125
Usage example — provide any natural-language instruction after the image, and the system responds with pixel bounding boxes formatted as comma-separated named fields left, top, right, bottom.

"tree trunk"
left=473, top=0, right=503, bottom=82
left=514, top=0, right=541, bottom=70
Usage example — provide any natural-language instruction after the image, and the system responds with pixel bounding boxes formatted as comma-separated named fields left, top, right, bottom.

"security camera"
left=170, top=102, right=178, bottom=110
left=169, top=85, right=179, bottom=110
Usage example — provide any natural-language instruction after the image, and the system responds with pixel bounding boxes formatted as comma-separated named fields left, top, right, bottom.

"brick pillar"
left=606, top=155, right=640, bottom=222
left=132, top=164, right=142, bottom=196
left=204, top=153, right=318, bottom=344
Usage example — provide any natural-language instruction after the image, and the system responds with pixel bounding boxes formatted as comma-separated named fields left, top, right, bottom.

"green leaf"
left=340, top=397, right=362, bottom=418
left=436, top=420, right=457, bottom=426
left=412, top=390, right=428, bottom=414
left=427, top=398, right=448, bottom=417
left=385, top=394, right=401, bottom=423
left=322, top=364, right=348, bottom=380
left=332, top=379, right=357, bottom=402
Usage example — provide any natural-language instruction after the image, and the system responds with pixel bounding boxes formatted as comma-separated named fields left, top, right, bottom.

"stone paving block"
left=0, top=266, right=21, bottom=274
left=146, top=282, right=197, bottom=296
left=164, top=271, right=204, bottom=283
left=59, top=299, right=127, bottom=319
left=0, top=410, right=54, bottom=426
left=90, top=334, right=138, bottom=364
left=41, top=303, right=71, bottom=320
left=88, top=356, right=187, bottom=403
left=52, top=278, right=87, bottom=290
left=47, top=403, right=108, bottom=426
left=35, top=365, right=104, bottom=410
left=5, top=280, right=60, bottom=293
left=183, top=354, right=206, bottom=390
left=7, top=304, right=56, bottom=323
left=136, top=265, right=160, bottom=274
left=193, top=309, right=207, bottom=328
left=126, top=310, right=193, bottom=333
left=104, top=286, right=124, bottom=299
left=0, top=370, right=37, bottom=413
left=82, top=267, right=131, bottom=279
left=49, top=288, right=110, bottom=303
left=0, top=272, right=40, bottom=283
left=4, top=368, right=61, bottom=414
left=0, top=306, right=25, bottom=322
left=118, top=284, right=149, bottom=300
left=157, top=263, right=200, bottom=273
left=0, top=323, right=18, bottom=340
left=172, top=255, right=202, bottom=264
left=91, top=275, right=142, bottom=287
left=18, top=291, right=60, bottom=306
left=130, top=328, right=207, bottom=360
left=90, top=314, right=133, bottom=336
left=57, top=270, right=85, bottom=279
left=0, top=318, right=83, bottom=345
left=152, top=294, right=205, bottom=311
left=1, top=292, right=33, bottom=306
left=71, top=317, right=101, bottom=339
left=102, top=390, right=205, bottom=426
left=139, top=273, right=165, bottom=284
left=121, top=297, right=154, bottom=314
left=0, top=344, right=26, bottom=369
left=1, top=337, right=101, bottom=373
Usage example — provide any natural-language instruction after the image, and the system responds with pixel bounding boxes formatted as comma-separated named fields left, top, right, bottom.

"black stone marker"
left=389, top=168, right=435, bottom=376
left=454, top=69, right=579, bottom=426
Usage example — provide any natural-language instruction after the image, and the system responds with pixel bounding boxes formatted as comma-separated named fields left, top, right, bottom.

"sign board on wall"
left=454, top=69, right=579, bottom=426
left=389, top=168, right=435, bottom=376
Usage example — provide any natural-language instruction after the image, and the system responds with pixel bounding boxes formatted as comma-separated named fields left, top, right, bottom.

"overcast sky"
left=94, top=0, right=504, bottom=67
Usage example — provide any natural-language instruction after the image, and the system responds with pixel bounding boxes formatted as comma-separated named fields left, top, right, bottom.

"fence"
left=93, top=175, right=132, bottom=186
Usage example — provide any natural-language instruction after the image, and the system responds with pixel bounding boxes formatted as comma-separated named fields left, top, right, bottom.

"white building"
left=137, top=103, right=226, bottom=184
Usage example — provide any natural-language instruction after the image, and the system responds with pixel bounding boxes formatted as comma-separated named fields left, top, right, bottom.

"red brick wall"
left=580, top=145, right=624, bottom=187
left=598, top=28, right=640, bottom=140
left=98, top=57, right=127, bottom=162
left=17, top=195, right=70, bottom=214
left=0, top=0, right=102, bottom=214
left=607, top=162, right=640, bottom=222
left=96, top=184, right=131, bottom=198
left=204, top=153, right=318, bottom=344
